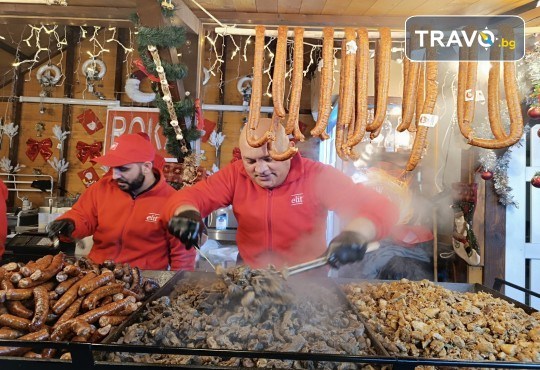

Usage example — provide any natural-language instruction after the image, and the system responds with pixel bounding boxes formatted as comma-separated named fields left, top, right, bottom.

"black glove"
left=47, top=218, right=75, bottom=240
left=168, top=210, right=204, bottom=250
left=327, top=231, right=368, bottom=268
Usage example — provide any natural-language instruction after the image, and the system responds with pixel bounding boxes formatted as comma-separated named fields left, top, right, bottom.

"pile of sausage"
left=0, top=254, right=160, bottom=359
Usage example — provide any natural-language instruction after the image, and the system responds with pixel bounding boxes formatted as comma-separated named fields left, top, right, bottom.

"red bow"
left=26, top=138, right=53, bottom=162
left=76, top=141, right=103, bottom=164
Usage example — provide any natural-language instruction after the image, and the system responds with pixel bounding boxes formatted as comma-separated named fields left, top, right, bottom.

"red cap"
left=92, top=134, right=156, bottom=167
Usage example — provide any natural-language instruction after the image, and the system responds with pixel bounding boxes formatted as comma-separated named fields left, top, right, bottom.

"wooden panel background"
left=0, top=27, right=133, bottom=209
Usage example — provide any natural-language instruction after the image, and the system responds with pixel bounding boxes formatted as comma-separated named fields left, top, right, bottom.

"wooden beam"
left=58, top=26, right=78, bottom=197
left=114, top=28, right=128, bottom=101
left=193, top=11, right=407, bottom=29
left=0, top=40, right=30, bottom=60
left=6, top=67, right=23, bottom=207
left=0, top=4, right=134, bottom=27
left=0, top=16, right=132, bottom=28
left=171, top=0, right=202, bottom=35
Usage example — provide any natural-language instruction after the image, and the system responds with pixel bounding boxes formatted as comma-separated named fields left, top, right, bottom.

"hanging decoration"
left=159, top=0, right=175, bottom=17
left=48, top=157, right=69, bottom=186
left=35, top=122, right=46, bottom=137
left=531, top=172, right=540, bottom=188
left=237, top=74, right=253, bottom=104
left=125, top=76, right=156, bottom=104
left=76, top=141, right=103, bottom=164
left=194, top=98, right=205, bottom=130
left=82, top=58, right=107, bottom=99
left=25, top=138, right=53, bottom=162
left=37, top=64, right=62, bottom=87
left=135, top=25, right=199, bottom=160
left=0, top=157, right=25, bottom=173
left=2, top=122, right=19, bottom=148
left=527, top=85, right=540, bottom=119
left=208, top=130, right=225, bottom=158
left=200, top=119, right=216, bottom=143
left=476, top=128, right=529, bottom=208
left=451, top=182, right=481, bottom=266
left=52, top=124, right=70, bottom=144
left=77, top=109, right=104, bottom=135
left=77, top=167, right=100, bottom=188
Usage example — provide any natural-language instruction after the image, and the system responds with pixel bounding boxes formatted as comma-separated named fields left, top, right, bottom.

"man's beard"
left=116, top=171, right=145, bottom=193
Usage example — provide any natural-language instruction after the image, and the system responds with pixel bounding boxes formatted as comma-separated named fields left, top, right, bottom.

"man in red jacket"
left=166, top=119, right=399, bottom=269
left=47, top=133, right=195, bottom=270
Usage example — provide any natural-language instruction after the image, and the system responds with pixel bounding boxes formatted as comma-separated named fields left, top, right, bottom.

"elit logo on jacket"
left=291, top=193, right=303, bottom=206
left=146, top=213, right=160, bottom=222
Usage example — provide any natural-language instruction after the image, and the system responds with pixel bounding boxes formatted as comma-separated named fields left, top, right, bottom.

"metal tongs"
left=285, top=256, right=329, bottom=276
left=284, top=241, right=380, bottom=276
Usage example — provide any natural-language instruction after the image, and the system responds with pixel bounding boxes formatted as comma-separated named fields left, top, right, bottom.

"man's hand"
left=327, top=231, right=368, bottom=268
left=168, top=210, right=203, bottom=250
left=47, top=218, right=75, bottom=240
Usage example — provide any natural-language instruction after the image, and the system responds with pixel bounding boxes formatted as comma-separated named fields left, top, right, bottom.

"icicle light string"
left=229, top=34, right=240, bottom=60
left=87, top=26, right=110, bottom=58
left=205, top=32, right=224, bottom=77
left=106, top=27, right=134, bottom=56
left=242, top=35, right=251, bottom=62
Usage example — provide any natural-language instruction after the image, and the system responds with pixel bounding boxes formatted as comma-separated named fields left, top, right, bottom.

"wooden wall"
left=0, top=27, right=132, bottom=209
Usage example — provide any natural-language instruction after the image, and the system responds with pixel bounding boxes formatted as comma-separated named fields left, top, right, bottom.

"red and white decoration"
left=77, top=109, right=104, bottom=135
left=77, top=167, right=100, bottom=188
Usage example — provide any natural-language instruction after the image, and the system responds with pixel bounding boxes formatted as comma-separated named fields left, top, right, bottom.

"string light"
left=87, top=26, right=110, bottom=58
left=228, top=34, right=240, bottom=60
left=205, top=32, right=224, bottom=77
left=105, top=27, right=134, bottom=54
left=243, top=35, right=251, bottom=61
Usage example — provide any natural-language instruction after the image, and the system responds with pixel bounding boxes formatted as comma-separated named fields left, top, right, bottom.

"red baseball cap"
left=92, top=133, right=156, bottom=167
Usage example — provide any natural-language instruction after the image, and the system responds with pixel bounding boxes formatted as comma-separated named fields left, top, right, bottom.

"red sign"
left=105, top=107, right=172, bottom=160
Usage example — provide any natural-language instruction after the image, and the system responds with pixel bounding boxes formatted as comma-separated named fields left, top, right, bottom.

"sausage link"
left=89, top=324, right=111, bottom=343
left=78, top=270, right=114, bottom=297
left=0, top=313, right=31, bottom=331
left=311, top=27, right=334, bottom=138
left=63, top=264, right=81, bottom=277
left=0, top=328, right=49, bottom=356
left=55, top=275, right=81, bottom=295
left=3, top=288, right=33, bottom=301
left=77, top=297, right=134, bottom=324
left=366, top=27, right=391, bottom=135
left=23, top=351, right=42, bottom=358
left=18, top=253, right=65, bottom=288
left=129, top=267, right=142, bottom=292
left=52, top=272, right=96, bottom=315
left=404, top=61, right=439, bottom=172
left=272, top=25, right=288, bottom=119
left=29, top=285, right=49, bottom=332
left=0, top=327, right=24, bottom=339
left=285, top=27, right=305, bottom=141
left=98, top=315, right=128, bottom=327
left=346, top=27, right=369, bottom=148
left=82, top=283, right=124, bottom=311
left=54, top=297, right=83, bottom=328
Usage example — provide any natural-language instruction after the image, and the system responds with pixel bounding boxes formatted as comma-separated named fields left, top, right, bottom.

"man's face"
left=241, top=145, right=291, bottom=189
left=112, top=163, right=146, bottom=193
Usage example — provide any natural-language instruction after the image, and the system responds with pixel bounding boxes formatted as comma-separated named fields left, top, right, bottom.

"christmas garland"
left=136, top=24, right=199, bottom=160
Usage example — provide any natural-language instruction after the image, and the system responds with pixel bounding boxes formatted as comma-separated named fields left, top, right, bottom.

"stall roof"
left=0, top=0, right=538, bottom=82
